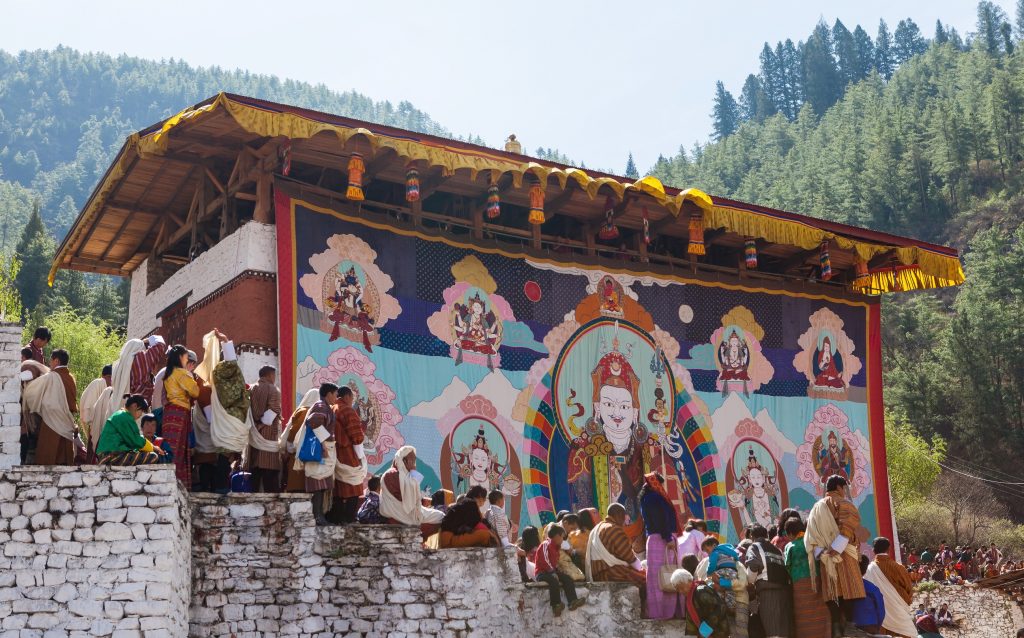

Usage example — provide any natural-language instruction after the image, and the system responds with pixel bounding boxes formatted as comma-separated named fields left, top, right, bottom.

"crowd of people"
left=902, top=542, right=1018, bottom=584
left=17, top=325, right=993, bottom=636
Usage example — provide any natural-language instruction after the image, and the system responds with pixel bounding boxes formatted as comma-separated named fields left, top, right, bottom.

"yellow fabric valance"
left=50, top=92, right=965, bottom=294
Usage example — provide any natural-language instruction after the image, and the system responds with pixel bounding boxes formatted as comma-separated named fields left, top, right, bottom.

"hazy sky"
left=2, top=1, right=1011, bottom=174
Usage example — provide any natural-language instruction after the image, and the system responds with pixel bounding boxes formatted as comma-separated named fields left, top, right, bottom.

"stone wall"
left=0, top=466, right=191, bottom=637
left=128, top=222, right=277, bottom=340
left=913, top=584, right=1024, bottom=638
left=189, top=493, right=685, bottom=638
left=0, top=322, right=24, bottom=469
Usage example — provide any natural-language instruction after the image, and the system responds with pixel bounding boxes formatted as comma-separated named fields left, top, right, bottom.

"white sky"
left=1, top=0, right=1008, bottom=174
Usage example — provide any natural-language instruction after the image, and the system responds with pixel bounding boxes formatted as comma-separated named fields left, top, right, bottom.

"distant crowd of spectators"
left=903, top=542, right=1016, bottom=584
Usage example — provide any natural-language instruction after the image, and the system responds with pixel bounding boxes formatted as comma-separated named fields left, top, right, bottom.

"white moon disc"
left=678, top=304, right=694, bottom=324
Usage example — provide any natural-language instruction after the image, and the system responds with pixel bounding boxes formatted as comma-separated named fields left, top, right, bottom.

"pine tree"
left=802, top=22, right=843, bottom=116
left=833, top=20, right=861, bottom=85
left=710, top=81, right=741, bottom=141
left=1017, top=0, right=1024, bottom=41
left=935, top=20, right=949, bottom=45
left=875, top=19, right=896, bottom=80
left=758, top=44, right=784, bottom=115
left=14, top=202, right=54, bottom=312
left=976, top=1, right=1009, bottom=55
left=893, top=19, right=927, bottom=65
left=853, top=26, right=876, bottom=77
left=777, top=40, right=803, bottom=119
left=624, top=153, right=639, bottom=179
left=739, top=74, right=775, bottom=122
left=1002, top=22, right=1015, bottom=54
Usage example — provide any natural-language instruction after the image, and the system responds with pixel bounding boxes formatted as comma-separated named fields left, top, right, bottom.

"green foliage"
left=14, top=203, right=54, bottom=311
left=885, top=411, right=946, bottom=513
left=624, top=153, right=639, bottom=179
left=711, top=81, right=741, bottom=141
left=0, top=252, right=23, bottom=322
left=22, top=306, right=122, bottom=402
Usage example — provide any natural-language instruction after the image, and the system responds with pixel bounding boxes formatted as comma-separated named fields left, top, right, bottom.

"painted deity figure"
left=599, top=276, right=624, bottom=316
left=569, top=330, right=650, bottom=522
left=717, top=329, right=751, bottom=395
left=453, top=293, right=500, bottom=369
left=815, top=431, right=853, bottom=487
left=454, top=426, right=521, bottom=497
left=327, top=267, right=376, bottom=349
left=812, top=335, right=845, bottom=390
left=347, top=380, right=380, bottom=453
left=728, top=447, right=781, bottom=529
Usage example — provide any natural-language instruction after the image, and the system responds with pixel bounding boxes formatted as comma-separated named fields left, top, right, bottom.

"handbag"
left=659, top=539, right=679, bottom=593
left=298, top=425, right=323, bottom=463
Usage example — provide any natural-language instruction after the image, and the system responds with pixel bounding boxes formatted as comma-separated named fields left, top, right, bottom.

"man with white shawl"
left=19, top=346, right=49, bottom=464
left=292, top=383, right=339, bottom=525
left=79, top=364, right=111, bottom=460
left=865, top=536, right=917, bottom=638
left=379, top=445, right=443, bottom=536
left=91, top=338, right=149, bottom=444
left=805, top=474, right=865, bottom=637
left=281, top=388, right=319, bottom=492
left=587, top=503, right=646, bottom=588
left=25, top=349, right=79, bottom=466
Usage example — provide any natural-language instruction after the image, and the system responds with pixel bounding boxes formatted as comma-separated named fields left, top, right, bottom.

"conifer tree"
left=740, top=74, right=775, bottom=122
left=624, top=153, right=639, bottom=179
left=935, top=20, right=949, bottom=45
left=976, top=1, right=1009, bottom=55
left=802, top=22, right=843, bottom=116
left=893, top=19, right=927, bottom=65
left=833, top=20, right=861, bottom=86
left=758, top=44, right=783, bottom=114
left=14, top=202, right=54, bottom=312
left=875, top=20, right=896, bottom=79
left=853, top=26, right=876, bottom=77
left=1017, top=0, right=1024, bottom=41
left=711, top=81, right=741, bottom=140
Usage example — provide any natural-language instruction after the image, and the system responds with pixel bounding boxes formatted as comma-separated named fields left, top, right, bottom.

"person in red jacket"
left=534, top=524, right=586, bottom=616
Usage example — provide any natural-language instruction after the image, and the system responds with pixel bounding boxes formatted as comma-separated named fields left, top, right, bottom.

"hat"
left=187, top=350, right=198, bottom=363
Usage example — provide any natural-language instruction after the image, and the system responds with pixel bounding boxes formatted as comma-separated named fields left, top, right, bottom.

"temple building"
left=51, top=93, right=964, bottom=542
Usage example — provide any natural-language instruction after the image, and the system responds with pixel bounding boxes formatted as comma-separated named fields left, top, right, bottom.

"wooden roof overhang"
left=51, top=93, right=964, bottom=295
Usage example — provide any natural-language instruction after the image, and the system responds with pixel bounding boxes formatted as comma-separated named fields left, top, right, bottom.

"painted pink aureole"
left=795, top=403, right=870, bottom=498
left=311, top=346, right=404, bottom=466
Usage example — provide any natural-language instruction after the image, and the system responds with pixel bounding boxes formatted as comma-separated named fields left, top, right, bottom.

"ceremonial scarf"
left=378, top=446, right=443, bottom=526
left=805, top=493, right=858, bottom=597
left=96, top=339, right=146, bottom=432
left=278, top=389, right=319, bottom=452
left=79, top=377, right=107, bottom=446
left=865, top=561, right=918, bottom=637
left=23, top=371, right=77, bottom=440
left=197, top=331, right=251, bottom=452
left=585, top=520, right=631, bottom=581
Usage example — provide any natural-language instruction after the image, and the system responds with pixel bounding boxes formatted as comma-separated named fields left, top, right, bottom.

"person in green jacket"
left=784, top=516, right=831, bottom=638
left=95, top=394, right=164, bottom=466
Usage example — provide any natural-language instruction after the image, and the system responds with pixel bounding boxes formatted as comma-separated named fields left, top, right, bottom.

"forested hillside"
left=646, top=1, right=1024, bottom=534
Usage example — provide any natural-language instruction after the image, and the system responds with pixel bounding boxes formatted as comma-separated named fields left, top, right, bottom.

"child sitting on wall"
left=534, top=524, right=586, bottom=616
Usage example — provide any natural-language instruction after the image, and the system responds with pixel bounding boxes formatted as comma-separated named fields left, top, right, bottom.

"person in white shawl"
left=379, top=446, right=443, bottom=533
left=864, top=537, right=917, bottom=638
left=79, top=364, right=111, bottom=458
left=91, top=339, right=148, bottom=444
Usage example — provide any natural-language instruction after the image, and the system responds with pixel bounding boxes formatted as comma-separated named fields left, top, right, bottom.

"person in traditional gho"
left=677, top=567, right=732, bottom=638
left=639, top=471, right=683, bottom=619
left=438, top=485, right=500, bottom=548
left=485, top=489, right=513, bottom=547
left=248, top=365, right=283, bottom=493
left=805, top=474, right=865, bottom=638
left=282, top=388, right=319, bottom=493
left=18, top=346, right=49, bottom=464
left=130, top=334, right=167, bottom=404
left=141, top=413, right=173, bottom=463
left=301, top=383, right=339, bottom=526
left=380, top=446, right=445, bottom=535
left=864, top=536, right=917, bottom=638
left=587, top=503, right=646, bottom=589
left=783, top=516, right=830, bottom=638
left=161, top=344, right=199, bottom=486
left=24, top=349, right=79, bottom=466
left=95, top=395, right=164, bottom=465
left=331, top=385, right=367, bottom=524
left=744, top=524, right=793, bottom=638
left=79, top=363, right=111, bottom=460
left=534, top=524, right=586, bottom=616
left=356, top=475, right=382, bottom=524
left=24, top=326, right=51, bottom=364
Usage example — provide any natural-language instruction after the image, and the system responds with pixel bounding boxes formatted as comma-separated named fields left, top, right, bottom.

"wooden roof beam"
left=419, top=171, right=452, bottom=201
left=776, top=247, right=820, bottom=273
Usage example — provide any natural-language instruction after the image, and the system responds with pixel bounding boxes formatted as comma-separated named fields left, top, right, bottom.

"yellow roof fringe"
left=50, top=93, right=966, bottom=293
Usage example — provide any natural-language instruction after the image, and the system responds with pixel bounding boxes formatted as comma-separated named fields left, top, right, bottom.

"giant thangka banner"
left=275, top=190, right=891, bottom=544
